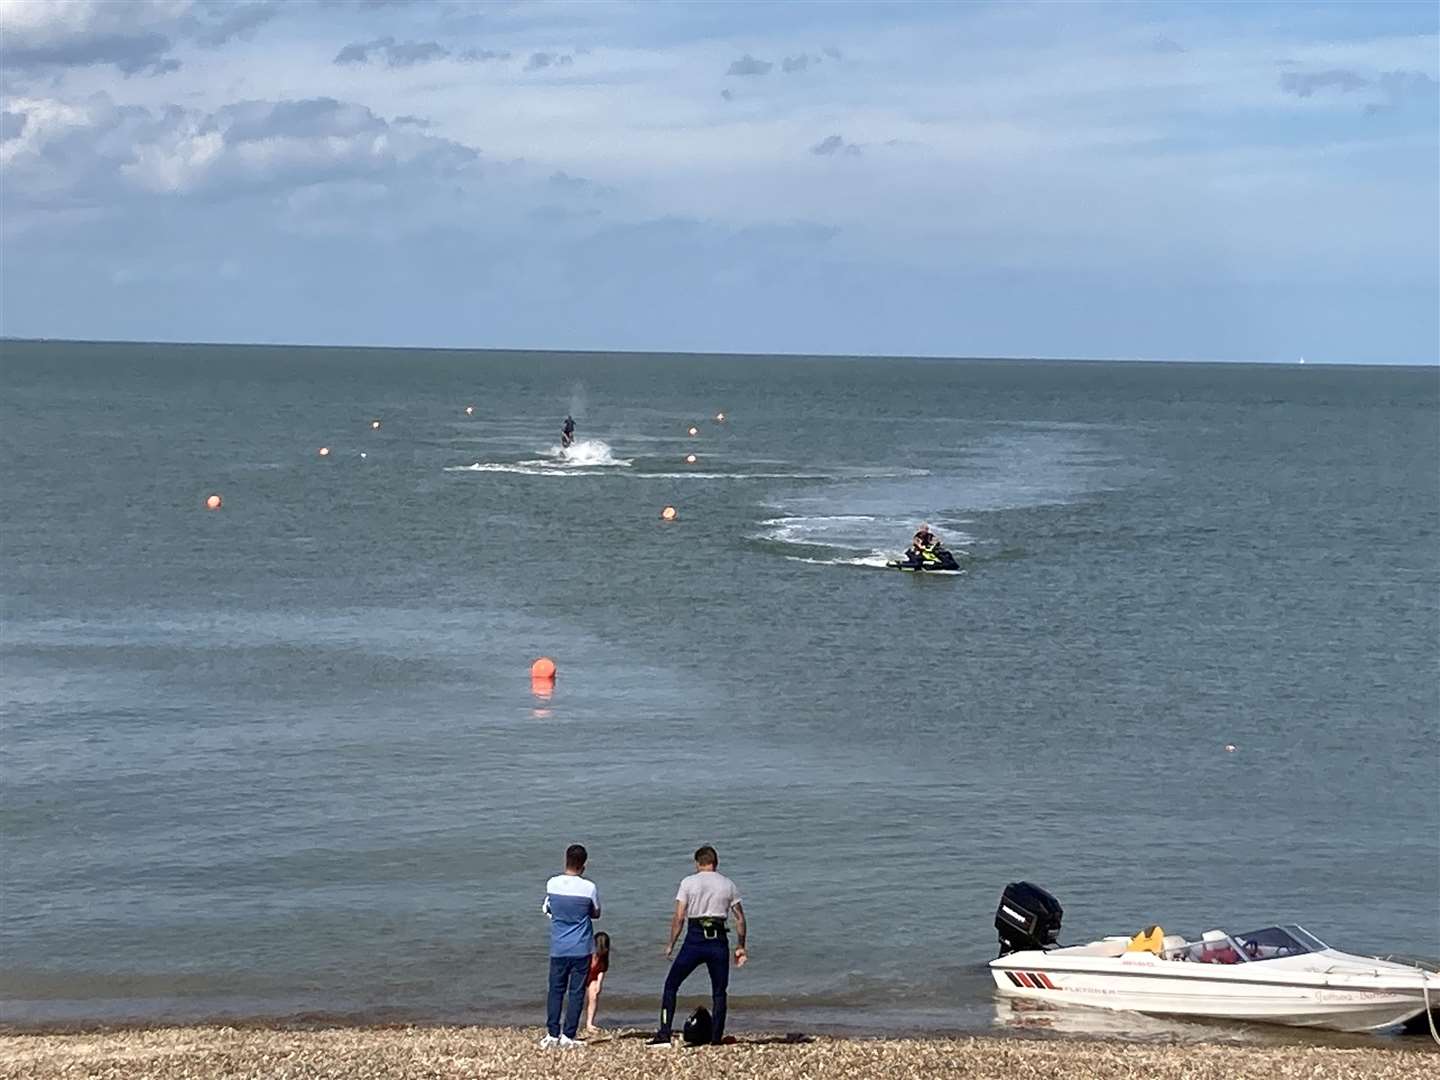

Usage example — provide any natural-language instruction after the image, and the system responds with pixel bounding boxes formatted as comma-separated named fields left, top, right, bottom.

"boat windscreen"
left=1233, top=926, right=1323, bottom=960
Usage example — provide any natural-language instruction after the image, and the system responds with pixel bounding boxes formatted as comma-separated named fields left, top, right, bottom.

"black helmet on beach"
left=682, top=1006, right=713, bottom=1046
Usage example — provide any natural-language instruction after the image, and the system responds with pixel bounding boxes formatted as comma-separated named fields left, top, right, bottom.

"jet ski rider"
left=909, top=522, right=940, bottom=563
left=561, top=415, right=575, bottom=448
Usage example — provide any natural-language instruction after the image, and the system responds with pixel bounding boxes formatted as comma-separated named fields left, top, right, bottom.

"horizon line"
left=1, top=335, right=1436, bottom=369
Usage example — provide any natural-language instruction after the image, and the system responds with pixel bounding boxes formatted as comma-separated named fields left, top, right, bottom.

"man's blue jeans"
left=547, top=954, right=590, bottom=1038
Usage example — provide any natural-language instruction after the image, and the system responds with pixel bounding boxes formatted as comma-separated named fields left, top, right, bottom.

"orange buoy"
left=205, top=494, right=222, bottom=510
left=715, top=412, right=725, bottom=422
left=660, top=505, right=678, bottom=521
left=685, top=454, right=697, bottom=464
left=371, top=419, right=381, bottom=430
left=318, top=446, right=330, bottom=457
left=530, top=656, right=557, bottom=680
left=465, top=405, right=474, bottom=416
left=688, top=426, right=698, bottom=436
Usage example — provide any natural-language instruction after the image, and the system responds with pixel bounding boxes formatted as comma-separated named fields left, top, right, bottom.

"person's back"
left=545, top=871, right=599, bottom=958
left=649, top=845, right=747, bottom=1048
left=540, top=844, right=601, bottom=1048
left=675, top=870, right=741, bottom=922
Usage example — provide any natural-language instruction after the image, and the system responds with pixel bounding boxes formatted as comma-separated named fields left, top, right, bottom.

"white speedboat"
left=990, top=882, right=1440, bottom=1034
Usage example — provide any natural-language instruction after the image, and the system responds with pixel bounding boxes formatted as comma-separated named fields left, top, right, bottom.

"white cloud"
left=1, top=92, right=479, bottom=204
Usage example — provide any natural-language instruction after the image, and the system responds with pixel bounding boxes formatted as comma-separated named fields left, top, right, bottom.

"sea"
left=2, top=340, right=1437, bottom=1044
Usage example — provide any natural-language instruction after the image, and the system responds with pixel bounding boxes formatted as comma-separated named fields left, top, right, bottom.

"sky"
left=1, top=0, right=1436, bottom=362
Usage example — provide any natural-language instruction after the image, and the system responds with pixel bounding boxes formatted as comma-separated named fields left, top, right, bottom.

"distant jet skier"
left=561, top=415, right=575, bottom=449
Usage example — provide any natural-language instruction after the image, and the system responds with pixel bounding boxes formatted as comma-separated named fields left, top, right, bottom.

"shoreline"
left=1, top=1023, right=1433, bottom=1079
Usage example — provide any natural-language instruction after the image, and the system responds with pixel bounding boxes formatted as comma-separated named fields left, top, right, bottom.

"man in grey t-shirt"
left=647, top=845, right=747, bottom=1047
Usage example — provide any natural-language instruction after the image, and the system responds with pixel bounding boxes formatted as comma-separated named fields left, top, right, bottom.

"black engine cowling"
left=995, top=881, right=1063, bottom=957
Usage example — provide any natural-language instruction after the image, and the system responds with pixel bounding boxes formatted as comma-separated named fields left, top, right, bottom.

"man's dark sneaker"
left=646, top=1032, right=674, bottom=1049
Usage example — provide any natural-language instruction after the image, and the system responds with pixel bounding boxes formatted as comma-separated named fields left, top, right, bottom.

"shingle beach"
left=2, top=1025, right=1431, bottom=1080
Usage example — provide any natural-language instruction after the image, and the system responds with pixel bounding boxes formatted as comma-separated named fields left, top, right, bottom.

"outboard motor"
left=995, top=881, right=1063, bottom=957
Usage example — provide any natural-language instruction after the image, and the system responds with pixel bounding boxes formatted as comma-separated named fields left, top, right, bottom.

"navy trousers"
left=547, top=954, right=589, bottom=1038
left=658, top=924, right=729, bottom=1041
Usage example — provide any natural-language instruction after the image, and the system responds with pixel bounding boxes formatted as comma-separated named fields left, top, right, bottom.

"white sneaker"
left=537, top=1035, right=559, bottom=1049
left=558, top=1035, right=586, bottom=1049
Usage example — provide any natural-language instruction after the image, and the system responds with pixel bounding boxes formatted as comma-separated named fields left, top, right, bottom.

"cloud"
left=781, top=54, right=811, bottom=74
left=1150, top=35, right=1186, bottom=55
left=1279, top=69, right=1369, bottom=98
left=720, top=89, right=733, bottom=102
left=1366, top=70, right=1439, bottom=113
left=384, top=40, right=449, bottom=67
left=0, top=92, right=480, bottom=209
left=392, top=114, right=431, bottom=128
left=822, top=46, right=841, bottom=61
left=334, top=36, right=449, bottom=68
left=1279, top=67, right=1437, bottom=113
left=810, top=134, right=861, bottom=157
left=1, top=0, right=280, bottom=78
left=548, top=170, right=589, bottom=191
left=525, top=52, right=574, bottom=72
left=1, top=110, right=27, bottom=141
left=726, top=54, right=773, bottom=77
left=188, top=2, right=279, bottom=48
left=332, top=36, right=509, bottom=69
left=3, top=27, right=180, bottom=78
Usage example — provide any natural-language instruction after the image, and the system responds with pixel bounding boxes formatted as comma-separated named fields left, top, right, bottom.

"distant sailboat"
left=1298, top=356, right=1306, bottom=365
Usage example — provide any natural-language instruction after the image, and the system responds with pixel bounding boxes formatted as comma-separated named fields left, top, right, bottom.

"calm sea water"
left=2, top=341, right=1436, bottom=1041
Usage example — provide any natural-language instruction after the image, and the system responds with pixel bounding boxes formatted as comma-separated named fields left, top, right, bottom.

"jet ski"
left=887, top=546, right=961, bottom=572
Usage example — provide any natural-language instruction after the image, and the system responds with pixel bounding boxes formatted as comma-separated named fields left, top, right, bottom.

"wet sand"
left=0, top=1025, right=1430, bottom=1079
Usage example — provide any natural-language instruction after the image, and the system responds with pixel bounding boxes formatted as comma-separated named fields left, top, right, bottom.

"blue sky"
left=1, top=0, right=1435, bottom=362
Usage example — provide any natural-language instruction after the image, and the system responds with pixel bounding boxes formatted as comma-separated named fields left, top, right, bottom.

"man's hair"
left=693, top=845, right=718, bottom=867
left=565, top=844, right=588, bottom=870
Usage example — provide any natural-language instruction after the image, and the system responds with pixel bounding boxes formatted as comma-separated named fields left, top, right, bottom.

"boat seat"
left=1161, top=934, right=1187, bottom=958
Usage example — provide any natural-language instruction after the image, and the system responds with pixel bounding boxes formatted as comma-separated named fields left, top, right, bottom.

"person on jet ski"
left=909, top=523, right=939, bottom=561
left=561, top=415, right=575, bottom=448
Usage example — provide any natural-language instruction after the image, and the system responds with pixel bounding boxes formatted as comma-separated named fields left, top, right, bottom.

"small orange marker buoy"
left=685, top=454, right=697, bottom=464
left=465, top=405, right=474, bottom=416
left=688, top=426, right=698, bottom=436
left=715, top=412, right=725, bottom=422
left=371, top=419, right=381, bottom=430
left=318, top=446, right=330, bottom=457
left=530, top=656, right=556, bottom=680
left=205, top=494, right=222, bottom=511
left=660, top=505, right=678, bottom=521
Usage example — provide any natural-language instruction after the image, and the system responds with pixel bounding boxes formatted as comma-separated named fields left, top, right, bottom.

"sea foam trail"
left=548, top=439, right=629, bottom=467
left=758, top=513, right=973, bottom=573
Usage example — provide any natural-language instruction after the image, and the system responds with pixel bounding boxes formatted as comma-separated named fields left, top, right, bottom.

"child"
left=583, top=931, right=610, bottom=1035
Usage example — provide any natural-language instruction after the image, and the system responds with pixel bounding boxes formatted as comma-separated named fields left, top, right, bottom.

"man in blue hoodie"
left=541, top=844, right=601, bottom=1048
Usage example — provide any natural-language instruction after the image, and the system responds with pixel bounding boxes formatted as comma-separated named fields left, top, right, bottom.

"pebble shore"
left=1, top=1025, right=1431, bottom=1080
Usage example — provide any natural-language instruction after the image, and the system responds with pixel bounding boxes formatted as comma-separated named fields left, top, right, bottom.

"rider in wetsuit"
left=561, top=416, right=575, bottom=448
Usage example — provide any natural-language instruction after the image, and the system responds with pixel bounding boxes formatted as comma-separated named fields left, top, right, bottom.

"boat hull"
left=991, top=955, right=1435, bottom=1033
